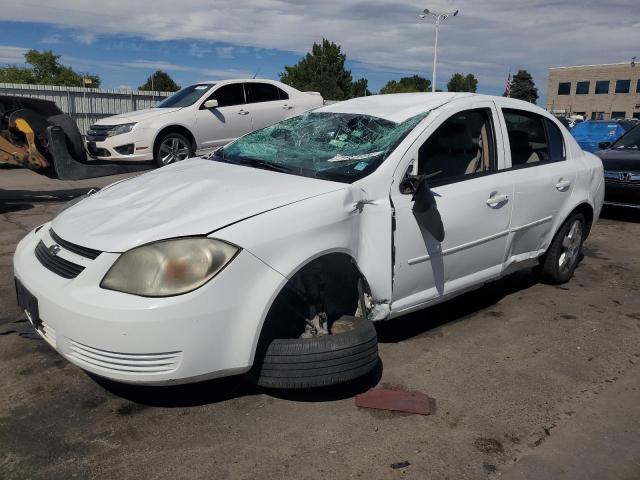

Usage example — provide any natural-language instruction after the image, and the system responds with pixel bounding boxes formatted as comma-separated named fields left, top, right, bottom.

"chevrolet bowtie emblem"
left=48, top=244, right=61, bottom=256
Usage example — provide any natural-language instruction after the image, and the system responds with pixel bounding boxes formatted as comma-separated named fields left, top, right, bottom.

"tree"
left=139, top=70, right=180, bottom=92
left=280, top=39, right=367, bottom=100
left=447, top=72, right=478, bottom=92
left=350, top=78, right=372, bottom=98
left=379, top=75, right=431, bottom=94
left=506, top=69, right=538, bottom=103
left=0, top=49, right=100, bottom=87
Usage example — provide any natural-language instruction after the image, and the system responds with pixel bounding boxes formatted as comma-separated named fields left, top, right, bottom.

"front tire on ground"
left=154, top=132, right=193, bottom=167
left=251, top=317, right=379, bottom=390
left=538, top=213, right=586, bottom=284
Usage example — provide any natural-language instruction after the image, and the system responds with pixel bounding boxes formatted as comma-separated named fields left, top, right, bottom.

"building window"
left=636, top=79, right=640, bottom=93
left=575, top=81, right=590, bottom=95
left=615, top=80, right=630, bottom=94
left=633, top=113, right=640, bottom=120
left=611, top=112, right=626, bottom=119
left=595, top=81, right=610, bottom=94
left=591, top=112, right=605, bottom=120
left=557, top=82, right=571, bottom=95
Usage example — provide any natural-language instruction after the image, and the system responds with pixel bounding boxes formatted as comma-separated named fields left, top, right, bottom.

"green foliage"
left=379, top=75, right=431, bottom=94
left=507, top=69, right=538, bottom=103
left=139, top=70, right=180, bottom=92
left=350, top=78, right=372, bottom=98
left=447, top=72, right=478, bottom=93
left=0, top=49, right=100, bottom=87
left=280, top=39, right=368, bottom=100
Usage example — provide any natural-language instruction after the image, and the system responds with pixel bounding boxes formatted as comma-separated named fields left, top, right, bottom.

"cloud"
left=41, top=34, right=63, bottom=44
left=2, top=0, right=638, bottom=96
left=123, top=59, right=251, bottom=79
left=0, top=45, right=28, bottom=64
left=72, top=31, right=96, bottom=45
left=216, top=46, right=234, bottom=59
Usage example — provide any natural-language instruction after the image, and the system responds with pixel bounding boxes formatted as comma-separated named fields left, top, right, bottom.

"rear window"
left=502, top=109, right=551, bottom=166
left=572, top=122, right=623, bottom=138
left=245, top=83, right=281, bottom=103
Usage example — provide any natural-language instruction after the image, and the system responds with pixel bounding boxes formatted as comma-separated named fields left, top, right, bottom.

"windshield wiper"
left=231, top=158, right=294, bottom=173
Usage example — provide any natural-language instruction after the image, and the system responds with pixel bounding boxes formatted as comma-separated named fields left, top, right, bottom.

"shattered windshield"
left=217, top=111, right=428, bottom=183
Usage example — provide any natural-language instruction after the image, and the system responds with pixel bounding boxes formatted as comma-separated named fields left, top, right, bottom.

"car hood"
left=93, top=107, right=182, bottom=125
left=596, top=149, right=640, bottom=171
left=52, top=158, right=345, bottom=252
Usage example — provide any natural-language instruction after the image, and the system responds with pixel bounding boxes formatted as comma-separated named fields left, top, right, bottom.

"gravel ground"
left=1, top=169, right=639, bottom=480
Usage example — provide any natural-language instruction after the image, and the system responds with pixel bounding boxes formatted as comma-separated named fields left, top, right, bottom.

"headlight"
left=101, top=238, right=239, bottom=297
left=107, top=123, right=136, bottom=137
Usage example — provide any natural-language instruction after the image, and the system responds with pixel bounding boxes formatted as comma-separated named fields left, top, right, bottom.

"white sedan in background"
left=85, top=79, right=323, bottom=166
left=15, top=93, right=603, bottom=389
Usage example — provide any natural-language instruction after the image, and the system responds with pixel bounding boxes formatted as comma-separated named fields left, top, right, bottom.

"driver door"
left=390, top=101, right=514, bottom=314
left=195, top=82, right=251, bottom=149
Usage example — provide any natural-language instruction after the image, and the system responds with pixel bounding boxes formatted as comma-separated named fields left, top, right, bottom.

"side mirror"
left=203, top=99, right=219, bottom=109
left=598, top=141, right=611, bottom=150
left=409, top=175, right=445, bottom=242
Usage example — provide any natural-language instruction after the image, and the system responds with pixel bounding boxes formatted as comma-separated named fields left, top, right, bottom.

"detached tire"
left=47, top=114, right=87, bottom=162
left=538, top=213, right=586, bottom=284
left=252, top=317, right=379, bottom=389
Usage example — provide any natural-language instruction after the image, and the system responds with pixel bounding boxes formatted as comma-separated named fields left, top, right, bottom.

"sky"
left=1, top=0, right=638, bottom=103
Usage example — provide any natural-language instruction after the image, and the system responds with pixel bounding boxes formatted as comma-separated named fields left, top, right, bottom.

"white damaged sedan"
left=13, top=93, right=604, bottom=388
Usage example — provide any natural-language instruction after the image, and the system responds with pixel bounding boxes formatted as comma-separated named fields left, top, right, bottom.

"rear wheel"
left=538, top=213, right=586, bottom=284
left=154, top=133, right=193, bottom=167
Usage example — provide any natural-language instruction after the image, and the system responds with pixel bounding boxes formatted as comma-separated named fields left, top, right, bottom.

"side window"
left=502, top=109, right=550, bottom=167
left=206, top=83, right=245, bottom=107
left=417, top=108, right=496, bottom=185
left=245, top=83, right=280, bottom=104
left=277, top=87, right=289, bottom=100
left=544, top=118, right=566, bottom=161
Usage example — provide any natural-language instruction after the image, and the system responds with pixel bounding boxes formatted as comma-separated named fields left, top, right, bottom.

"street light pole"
left=419, top=8, right=459, bottom=92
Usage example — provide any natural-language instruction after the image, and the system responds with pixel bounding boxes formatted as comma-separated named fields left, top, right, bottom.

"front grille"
left=86, top=124, right=114, bottom=142
left=35, top=241, right=85, bottom=279
left=67, top=339, right=182, bottom=374
left=50, top=229, right=101, bottom=260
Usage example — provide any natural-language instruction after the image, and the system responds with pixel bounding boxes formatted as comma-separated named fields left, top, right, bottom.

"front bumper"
left=85, top=129, right=154, bottom=162
left=604, top=181, right=640, bottom=209
left=13, top=226, right=285, bottom=385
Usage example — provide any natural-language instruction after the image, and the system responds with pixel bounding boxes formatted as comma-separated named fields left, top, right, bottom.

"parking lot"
left=1, top=169, right=640, bottom=479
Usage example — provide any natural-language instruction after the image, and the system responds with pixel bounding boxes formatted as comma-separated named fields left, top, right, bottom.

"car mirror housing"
left=598, top=141, right=611, bottom=150
left=203, top=99, right=219, bottom=109
left=410, top=175, right=445, bottom=242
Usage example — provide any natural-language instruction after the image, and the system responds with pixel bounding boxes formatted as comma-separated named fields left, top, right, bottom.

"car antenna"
left=252, top=68, right=260, bottom=79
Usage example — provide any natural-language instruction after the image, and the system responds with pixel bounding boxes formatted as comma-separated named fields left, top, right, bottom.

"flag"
left=505, top=71, right=512, bottom=97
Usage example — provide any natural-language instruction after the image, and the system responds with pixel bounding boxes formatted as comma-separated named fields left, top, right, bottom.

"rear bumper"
left=13, top=225, right=285, bottom=385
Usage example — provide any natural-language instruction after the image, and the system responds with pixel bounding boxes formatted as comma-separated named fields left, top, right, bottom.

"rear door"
left=497, top=106, right=576, bottom=262
left=244, top=82, right=291, bottom=130
left=195, top=82, right=251, bottom=148
left=391, top=100, right=514, bottom=313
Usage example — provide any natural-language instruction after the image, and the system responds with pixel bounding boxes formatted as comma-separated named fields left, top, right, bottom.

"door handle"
left=282, top=104, right=293, bottom=110
left=238, top=110, right=250, bottom=115
left=486, top=193, right=509, bottom=208
left=555, top=179, right=571, bottom=191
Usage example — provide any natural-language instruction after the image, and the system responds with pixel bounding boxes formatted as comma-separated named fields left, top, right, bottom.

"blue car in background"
left=571, top=120, right=634, bottom=153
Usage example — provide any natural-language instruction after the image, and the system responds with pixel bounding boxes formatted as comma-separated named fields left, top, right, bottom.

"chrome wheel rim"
left=159, top=137, right=190, bottom=165
left=558, top=220, right=583, bottom=274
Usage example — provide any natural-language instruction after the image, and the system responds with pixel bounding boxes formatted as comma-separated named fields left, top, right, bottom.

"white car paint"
left=85, top=79, right=323, bottom=162
left=14, top=93, right=604, bottom=385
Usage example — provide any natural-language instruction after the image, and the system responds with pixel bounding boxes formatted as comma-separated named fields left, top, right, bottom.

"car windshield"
left=612, top=125, right=640, bottom=150
left=217, top=111, right=428, bottom=183
left=157, top=84, right=214, bottom=108
left=572, top=122, right=623, bottom=138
